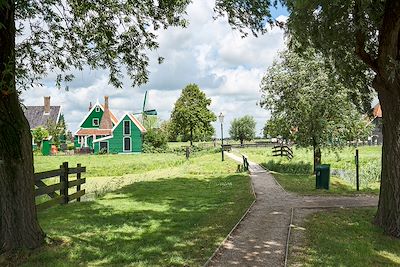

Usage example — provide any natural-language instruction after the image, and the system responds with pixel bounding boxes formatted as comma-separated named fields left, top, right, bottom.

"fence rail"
left=230, top=142, right=278, bottom=148
left=35, top=162, right=86, bottom=211
left=272, top=145, right=293, bottom=160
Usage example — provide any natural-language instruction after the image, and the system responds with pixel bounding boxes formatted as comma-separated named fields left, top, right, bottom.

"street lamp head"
left=219, top=112, right=224, bottom=124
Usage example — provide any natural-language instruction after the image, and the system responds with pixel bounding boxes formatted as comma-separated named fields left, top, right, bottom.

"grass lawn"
left=34, top=153, right=186, bottom=177
left=290, top=208, right=400, bottom=266
left=34, top=153, right=187, bottom=201
left=22, top=153, right=254, bottom=266
left=272, top=173, right=379, bottom=195
left=235, top=146, right=381, bottom=195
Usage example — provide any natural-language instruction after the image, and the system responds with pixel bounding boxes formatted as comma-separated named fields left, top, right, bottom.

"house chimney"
left=88, top=101, right=93, bottom=111
left=99, top=96, right=113, bottom=129
left=104, top=96, right=109, bottom=110
left=44, top=96, right=51, bottom=114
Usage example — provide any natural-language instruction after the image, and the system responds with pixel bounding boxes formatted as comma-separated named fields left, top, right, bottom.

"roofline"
left=75, top=102, right=118, bottom=135
left=109, top=112, right=146, bottom=133
left=128, top=113, right=147, bottom=133
left=56, top=106, right=62, bottom=124
left=93, top=135, right=114, bottom=143
left=76, top=103, right=101, bottom=134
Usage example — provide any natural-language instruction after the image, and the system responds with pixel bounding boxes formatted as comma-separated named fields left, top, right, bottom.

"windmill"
left=133, top=91, right=157, bottom=128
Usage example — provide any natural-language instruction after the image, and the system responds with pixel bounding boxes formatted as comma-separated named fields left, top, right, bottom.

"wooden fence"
left=230, top=142, right=279, bottom=148
left=272, top=145, right=294, bottom=160
left=35, top=162, right=86, bottom=211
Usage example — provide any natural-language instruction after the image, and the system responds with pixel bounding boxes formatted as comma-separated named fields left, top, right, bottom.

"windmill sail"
left=143, top=91, right=157, bottom=115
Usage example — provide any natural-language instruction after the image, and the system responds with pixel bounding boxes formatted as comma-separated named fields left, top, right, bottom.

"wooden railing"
left=230, top=142, right=277, bottom=148
left=242, top=154, right=249, bottom=171
left=35, top=162, right=86, bottom=211
left=272, top=145, right=293, bottom=160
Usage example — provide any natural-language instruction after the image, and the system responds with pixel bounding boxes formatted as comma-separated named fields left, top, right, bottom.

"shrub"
left=261, top=160, right=312, bottom=174
left=143, top=128, right=168, bottom=152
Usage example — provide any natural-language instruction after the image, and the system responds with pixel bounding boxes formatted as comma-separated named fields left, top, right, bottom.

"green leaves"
left=12, top=1, right=283, bottom=90
left=170, top=84, right=216, bottom=143
left=229, top=115, right=256, bottom=143
left=14, top=0, right=191, bottom=89
left=261, top=49, right=371, bottom=149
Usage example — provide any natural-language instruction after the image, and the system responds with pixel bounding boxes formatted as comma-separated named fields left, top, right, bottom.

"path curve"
left=207, top=152, right=378, bottom=267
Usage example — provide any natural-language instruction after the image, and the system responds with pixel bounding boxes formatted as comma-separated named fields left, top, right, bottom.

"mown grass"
left=34, top=153, right=189, bottom=204
left=239, top=146, right=381, bottom=171
left=34, top=153, right=186, bottom=177
left=236, top=146, right=381, bottom=195
left=272, top=173, right=379, bottom=195
left=290, top=208, right=400, bottom=267
left=23, top=153, right=254, bottom=266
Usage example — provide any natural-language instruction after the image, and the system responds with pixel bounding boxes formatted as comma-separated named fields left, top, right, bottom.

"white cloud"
left=21, top=0, right=286, bottom=137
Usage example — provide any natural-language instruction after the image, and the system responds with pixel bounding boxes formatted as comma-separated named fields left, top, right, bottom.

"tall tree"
left=229, top=116, right=256, bottom=145
left=170, top=84, right=216, bottom=146
left=0, top=0, right=193, bottom=254
left=283, top=0, right=400, bottom=237
left=261, top=50, right=371, bottom=172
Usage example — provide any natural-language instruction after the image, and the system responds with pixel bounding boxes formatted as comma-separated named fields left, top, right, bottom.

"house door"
left=99, top=141, right=108, bottom=153
left=124, top=137, right=131, bottom=152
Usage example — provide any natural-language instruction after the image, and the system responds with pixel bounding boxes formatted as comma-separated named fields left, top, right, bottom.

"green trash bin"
left=316, top=164, right=330, bottom=190
left=41, top=139, right=51, bottom=156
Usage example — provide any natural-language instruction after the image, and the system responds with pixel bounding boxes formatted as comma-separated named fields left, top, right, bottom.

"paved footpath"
left=208, top=152, right=378, bottom=267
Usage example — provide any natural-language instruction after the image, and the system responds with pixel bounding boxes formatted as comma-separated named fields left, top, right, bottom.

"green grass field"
left=23, top=153, right=254, bottom=266
left=291, top=208, right=400, bottom=267
left=236, top=146, right=381, bottom=195
left=34, top=153, right=186, bottom=177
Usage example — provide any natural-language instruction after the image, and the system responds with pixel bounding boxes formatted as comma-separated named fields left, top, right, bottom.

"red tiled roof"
left=372, top=104, right=382, bottom=118
left=100, top=104, right=118, bottom=124
left=75, top=129, right=112, bottom=135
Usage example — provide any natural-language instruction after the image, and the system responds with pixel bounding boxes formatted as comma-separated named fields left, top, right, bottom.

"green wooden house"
left=93, top=113, right=146, bottom=153
left=74, top=96, right=146, bottom=153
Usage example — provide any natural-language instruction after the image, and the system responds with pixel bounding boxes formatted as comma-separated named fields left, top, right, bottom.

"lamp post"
left=219, top=112, right=224, bottom=161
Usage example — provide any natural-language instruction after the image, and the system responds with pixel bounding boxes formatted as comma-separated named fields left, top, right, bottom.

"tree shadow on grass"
left=299, top=208, right=400, bottom=267
left=24, top=174, right=253, bottom=267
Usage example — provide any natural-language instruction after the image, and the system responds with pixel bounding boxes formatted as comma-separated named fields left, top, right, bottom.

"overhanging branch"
left=354, top=0, right=379, bottom=73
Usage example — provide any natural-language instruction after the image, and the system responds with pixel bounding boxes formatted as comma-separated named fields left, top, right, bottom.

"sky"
left=21, top=1, right=288, bottom=138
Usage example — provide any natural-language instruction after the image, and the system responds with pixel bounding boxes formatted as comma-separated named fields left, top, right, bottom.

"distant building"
left=74, top=96, right=146, bottom=153
left=24, top=96, right=62, bottom=129
left=369, top=103, right=383, bottom=145
left=23, top=96, right=63, bottom=146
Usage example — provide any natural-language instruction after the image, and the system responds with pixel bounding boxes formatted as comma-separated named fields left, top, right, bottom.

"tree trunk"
left=312, top=142, right=321, bottom=173
left=0, top=1, right=45, bottom=254
left=374, top=89, right=400, bottom=237
left=240, top=138, right=243, bottom=145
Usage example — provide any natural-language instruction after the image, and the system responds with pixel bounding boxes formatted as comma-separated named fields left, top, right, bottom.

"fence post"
left=185, top=146, right=190, bottom=160
left=76, top=163, right=82, bottom=202
left=60, top=162, right=69, bottom=204
left=355, top=149, right=360, bottom=191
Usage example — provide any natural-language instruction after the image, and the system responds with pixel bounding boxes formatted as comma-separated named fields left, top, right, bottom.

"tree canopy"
left=170, top=84, right=216, bottom=145
left=229, top=116, right=256, bottom=145
left=282, top=0, right=400, bottom=238
left=261, top=49, right=371, bottom=170
left=0, top=0, right=277, bottom=253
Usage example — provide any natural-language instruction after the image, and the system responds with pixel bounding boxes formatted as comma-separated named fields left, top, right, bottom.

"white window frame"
left=93, top=118, right=99, bottom=126
left=123, top=137, right=131, bottom=152
left=95, top=106, right=100, bottom=112
left=123, top=120, right=131, bottom=135
left=99, top=141, right=109, bottom=153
